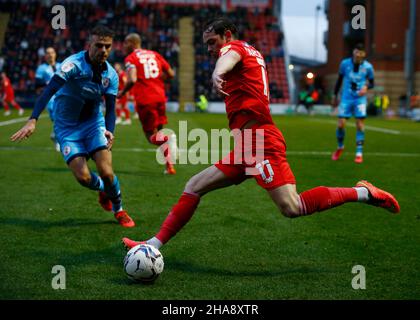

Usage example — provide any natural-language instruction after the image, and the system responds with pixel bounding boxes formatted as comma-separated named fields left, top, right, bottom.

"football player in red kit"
left=122, top=18, right=399, bottom=251
left=114, top=63, right=131, bottom=125
left=1, top=72, right=24, bottom=116
left=118, top=33, right=176, bottom=174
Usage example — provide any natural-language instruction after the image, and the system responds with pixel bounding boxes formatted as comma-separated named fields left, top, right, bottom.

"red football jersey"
left=124, top=49, right=170, bottom=105
left=218, top=40, right=273, bottom=130
left=1, top=75, right=14, bottom=96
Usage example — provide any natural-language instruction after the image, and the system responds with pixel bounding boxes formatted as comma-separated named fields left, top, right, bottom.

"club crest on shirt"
left=102, top=77, right=110, bottom=88
left=61, top=62, right=75, bottom=73
left=63, top=146, right=71, bottom=156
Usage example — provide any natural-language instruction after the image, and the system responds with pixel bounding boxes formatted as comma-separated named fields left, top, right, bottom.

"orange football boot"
left=122, top=237, right=145, bottom=250
left=164, top=162, right=176, bottom=175
left=356, top=180, right=400, bottom=213
left=332, top=148, right=344, bottom=161
left=354, top=154, right=363, bottom=164
left=114, top=211, right=136, bottom=228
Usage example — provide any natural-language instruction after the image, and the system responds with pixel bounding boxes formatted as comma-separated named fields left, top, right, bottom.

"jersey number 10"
left=256, top=57, right=268, bottom=97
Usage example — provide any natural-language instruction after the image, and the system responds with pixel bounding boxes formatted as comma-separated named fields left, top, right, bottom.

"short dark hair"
left=354, top=43, right=365, bottom=51
left=204, top=17, right=238, bottom=37
left=90, top=24, right=115, bottom=39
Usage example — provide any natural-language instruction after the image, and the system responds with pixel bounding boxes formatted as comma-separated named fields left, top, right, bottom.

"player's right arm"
left=118, top=59, right=137, bottom=99
left=212, top=49, right=242, bottom=96
left=162, top=66, right=175, bottom=81
left=158, top=54, right=175, bottom=81
left=10, top=75, right=65, bottom=142
left=10, top=58, right=78, bottom=142
left=332, top=60, right=345, bottom=107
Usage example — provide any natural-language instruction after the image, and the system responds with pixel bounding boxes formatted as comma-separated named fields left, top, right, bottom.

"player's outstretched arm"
left=212, top=50, right=241, bottom=96
left=117, top=68, right=136, bottom=99
left=162, top=67, right=175, bottom=81
left=10, top=75, right=65, bottom=142
left=10, top=118, right=37, bottom=142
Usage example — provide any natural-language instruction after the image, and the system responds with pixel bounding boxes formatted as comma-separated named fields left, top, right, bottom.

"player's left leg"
left=269, top=180, right=399, bottom=218
left=139, top=104, right=176, bottom=174
left=354, top=99, right=367, bottom=163
left=9, top=98, right=24, bottom=115
left=255, top=124, right=399, bottom=217
left=332, top=101, right=350, bottom=161
left=61, top=136, right=112, bottom=209
left=115, top=102, right=123, bottom=124
left=3, top=101, right=11, bottom=116
left=122, top=164, right=241, bottom=250
left=122, top=101, right=131, bottom=125
left=355, top=118, right=365, bottom=164
left=157, top=103, right=177, bottom=172
left=92, top=149, right=135, bottom=228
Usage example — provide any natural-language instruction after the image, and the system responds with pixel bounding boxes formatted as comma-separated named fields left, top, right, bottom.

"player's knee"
left=278, top=197, right=300, bottom=218
left=184, top=174, right=202, bottom=195
left=100, top=172, right=114, bottom=185
left=280, top=206, right=300, bottom=218
left=75, top=172, right=92, bottom=187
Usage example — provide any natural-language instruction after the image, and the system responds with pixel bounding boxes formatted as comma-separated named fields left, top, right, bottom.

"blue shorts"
left=338, top=98, right=367, bottom=118
left=55, top=120, right=108, bottom=164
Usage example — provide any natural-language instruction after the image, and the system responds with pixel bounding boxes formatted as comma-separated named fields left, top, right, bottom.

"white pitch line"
left=0, top=114, right=48, bottom=127
left=1, top=146, right=419, bottom=158
left=307, top=118, right=401, bottom=135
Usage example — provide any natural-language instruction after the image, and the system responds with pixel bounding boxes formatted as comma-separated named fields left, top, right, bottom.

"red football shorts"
left=135, top=102, right=168, bottom=133
left=215, top=124, right=296, bottom=190
left=116, top=95, right=127, bottom=107
left=4, top=90, right=15, bottom=102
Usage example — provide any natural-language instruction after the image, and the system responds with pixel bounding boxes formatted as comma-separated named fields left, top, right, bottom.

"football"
left=123, top=244, right=164, bottom=283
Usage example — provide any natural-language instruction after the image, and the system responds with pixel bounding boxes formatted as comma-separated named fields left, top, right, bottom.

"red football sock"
left=11, top=101, right=22, bottom=110
left=149, top=132, right=168, bottom=146
left=150, top=132, right=171, bottom=161
left=299, top=186, right=358, bottom=215
left=156, top=192, right=201, bottom=244
left=116, top=108, right=122, bottom=117
left=124, top=108, right=130, bottom=119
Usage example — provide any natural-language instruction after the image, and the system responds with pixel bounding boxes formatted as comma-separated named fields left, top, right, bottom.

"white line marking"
left=1, top=146, right=419, bottom=158
left=0, top=115, right=48, bottom=127
left=307, top=118, right=401, bottom=135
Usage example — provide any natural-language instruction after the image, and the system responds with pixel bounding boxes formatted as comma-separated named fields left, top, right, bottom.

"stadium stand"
left=0, top=1, right=289, bottom=107
left=193, top=6, right=289, bottom=103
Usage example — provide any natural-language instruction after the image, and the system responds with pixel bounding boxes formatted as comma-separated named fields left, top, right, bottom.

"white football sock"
left=354, top=187, right=369, bottom=202
left=147, top=237, right=163, bottom=249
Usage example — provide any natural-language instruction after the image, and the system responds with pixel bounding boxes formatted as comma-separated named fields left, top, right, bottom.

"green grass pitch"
left=0, top=110, right=419, bottom=299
